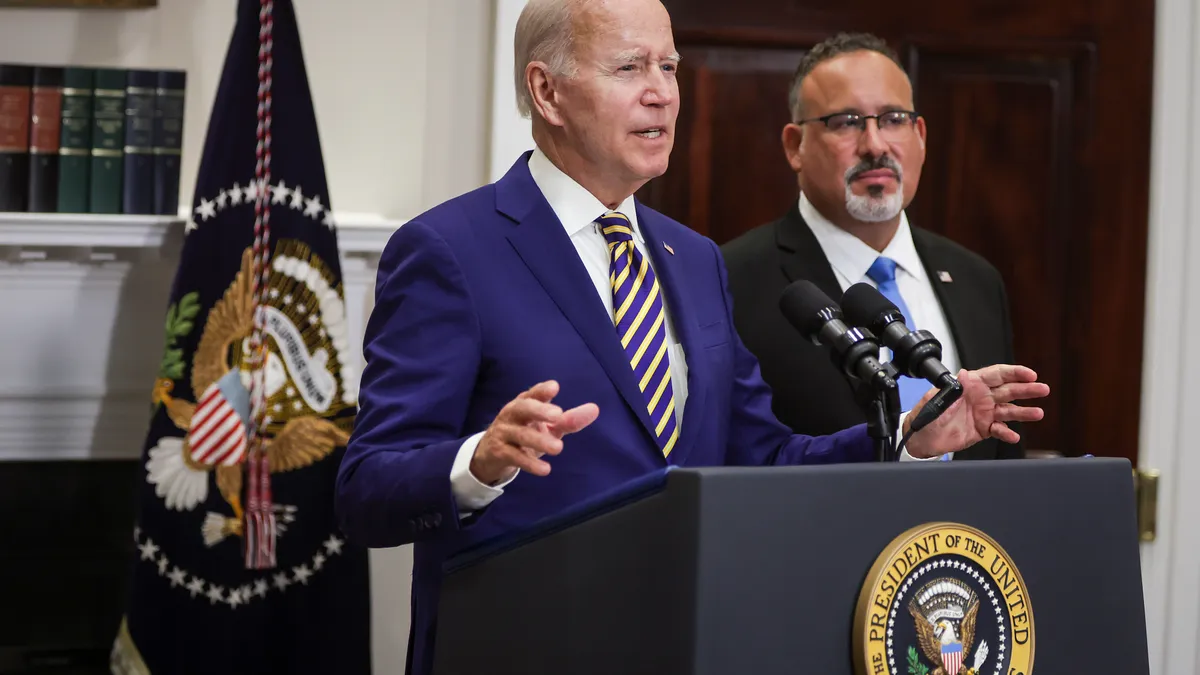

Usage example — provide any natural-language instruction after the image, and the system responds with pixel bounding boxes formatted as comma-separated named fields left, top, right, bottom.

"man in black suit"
left=722, top=32, right=1021, bottom=460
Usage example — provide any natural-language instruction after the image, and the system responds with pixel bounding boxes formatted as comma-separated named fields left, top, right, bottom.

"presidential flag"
left=111, top=1, right=370, bottom=672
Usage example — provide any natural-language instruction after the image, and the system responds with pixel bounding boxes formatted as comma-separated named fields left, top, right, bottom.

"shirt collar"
left=797, top=192, right=925, bottom=283
left=527, top=147, right=643, bottom=241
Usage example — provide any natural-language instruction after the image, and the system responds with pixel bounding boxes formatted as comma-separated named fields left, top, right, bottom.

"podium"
left=433, top=458, right=1149, bottom=675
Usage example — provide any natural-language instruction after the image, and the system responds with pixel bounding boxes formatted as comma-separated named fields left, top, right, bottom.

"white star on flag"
left=304, top=195, right=324, bottom=218
left=215, top=189, right=228, bottom=209
left=244, top=180, right=259, bottom=203
left=290, top=184, right=305, bottom=209
left=324, top=536, right=344, bottom=555
left=207, top=585, right=225, bottom=605
left=186, top=577, right=205, bottom=597
left=271, top=181, right=290, bottom=205
left=229, top=182, right=244, bottom=205
left=167, top=567, right=187, bottom=587
left=138, top=539, right=159, bottom=561
left=194, top=198, right=217, bottom=221
left=323, top=210, right=336, bottom=229
left=274, top=572, right=291, bottom=591
left=293, top=565, right=313, bottom=585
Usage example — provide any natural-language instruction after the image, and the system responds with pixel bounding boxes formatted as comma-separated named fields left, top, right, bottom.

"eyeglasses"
left=797, top=110, right=920, bottom=138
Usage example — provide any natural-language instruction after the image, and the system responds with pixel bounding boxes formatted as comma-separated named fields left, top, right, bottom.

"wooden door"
left=642, top=1, right=1155, bottom=462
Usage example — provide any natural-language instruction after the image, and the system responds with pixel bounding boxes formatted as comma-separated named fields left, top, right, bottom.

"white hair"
left=513, top=0, right=581, bottom=118
left=845, top=186, right=904, bottom=222
left=843, top=158, right=905, bottom=222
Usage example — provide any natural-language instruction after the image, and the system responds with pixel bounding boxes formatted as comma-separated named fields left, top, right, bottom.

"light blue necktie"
left=866, top=257, right=930, bottom=400
left=866, top=257, right=950, bottom=460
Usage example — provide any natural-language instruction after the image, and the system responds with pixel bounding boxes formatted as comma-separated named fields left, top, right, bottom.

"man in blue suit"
left=336, top=0, right=1049, bottom=673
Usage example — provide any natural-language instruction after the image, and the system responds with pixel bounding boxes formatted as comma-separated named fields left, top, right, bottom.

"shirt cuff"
left=450, top=431, right=519, bottom=516
left=896, top=410, right=940, bottom=462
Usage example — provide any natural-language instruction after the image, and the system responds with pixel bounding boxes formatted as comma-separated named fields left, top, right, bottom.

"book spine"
left=89, top=68, right=125, bottom=214
left=56, top=67, right=94, bottom=213
left=153, top=69, right=186, bottom=216
left=27, top=66, right=64, bottom=213
left=122, top=69, right=156, bottom=215
left=0, top=64, right=34, bottom=212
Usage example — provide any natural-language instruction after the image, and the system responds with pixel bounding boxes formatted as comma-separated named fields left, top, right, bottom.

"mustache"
left=845, top=156, right=903, bottom=183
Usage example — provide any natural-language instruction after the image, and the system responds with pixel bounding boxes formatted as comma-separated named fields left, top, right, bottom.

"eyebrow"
left=824, top=104, right=907, bottom=116
left=613, top=49, right=682, bottom=63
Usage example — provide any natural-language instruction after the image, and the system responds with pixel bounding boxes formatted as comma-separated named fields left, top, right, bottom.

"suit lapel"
left=777, top=204, right=844, bottom=302
left=912, top=230, right=977, bottom=368
left=636, top=205, right=707, bottom=466
left=496, top=158, right=662, bottom=452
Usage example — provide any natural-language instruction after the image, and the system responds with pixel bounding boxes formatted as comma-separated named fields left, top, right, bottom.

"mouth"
left=853, top=169, right=897, bottom=180
left=633, top=127, right=666, bottom=139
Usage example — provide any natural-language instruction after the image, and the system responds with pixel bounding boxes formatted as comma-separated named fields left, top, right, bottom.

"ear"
left=528, top=62, right=566, bottom=127
left=915, top=114, right=927, bottom=150
left=781, top=122, right=805, bottom=173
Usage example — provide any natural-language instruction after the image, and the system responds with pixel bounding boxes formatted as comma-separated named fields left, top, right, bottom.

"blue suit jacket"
left=336, top=153, right=873, bottom=675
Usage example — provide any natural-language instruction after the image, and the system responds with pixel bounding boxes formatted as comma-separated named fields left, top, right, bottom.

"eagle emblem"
left=908, top=578, right=990, bottom=675
left=144, top=240, right=357, bottom=546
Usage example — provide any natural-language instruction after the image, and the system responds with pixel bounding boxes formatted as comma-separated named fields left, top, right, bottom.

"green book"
left=88, top=68, right=125, bottom=214
left=56, top=67, right=93, bottom=213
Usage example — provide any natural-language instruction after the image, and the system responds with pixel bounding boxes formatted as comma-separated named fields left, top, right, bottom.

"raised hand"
left=469, top=380, right=599, bottom=485
left=905, top=365, right=1050, bottom=459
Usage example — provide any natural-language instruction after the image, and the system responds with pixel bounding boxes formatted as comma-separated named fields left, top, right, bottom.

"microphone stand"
left=850, top=342, right=902, bottom=463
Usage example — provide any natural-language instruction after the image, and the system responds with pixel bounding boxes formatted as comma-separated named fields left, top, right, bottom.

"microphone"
left=778, top=280, right=892, bottom=389
left=841, top=282, right=963, bottom=444
left=840, top=282, right=956, bottom=390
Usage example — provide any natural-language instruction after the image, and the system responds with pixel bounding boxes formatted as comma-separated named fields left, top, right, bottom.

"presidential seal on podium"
left=854, top=522, right=1035, bottom=675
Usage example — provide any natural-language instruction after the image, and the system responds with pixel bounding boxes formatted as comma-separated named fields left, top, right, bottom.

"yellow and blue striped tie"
left=598, top=211, right=679, bottom=457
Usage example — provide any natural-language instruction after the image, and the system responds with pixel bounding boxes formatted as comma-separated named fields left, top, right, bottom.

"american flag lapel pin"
left=938, top=270, right=953, bottom=283
left=663, top=242, right=675, bottom=255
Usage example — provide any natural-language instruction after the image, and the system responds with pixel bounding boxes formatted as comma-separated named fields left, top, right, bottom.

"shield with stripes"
left=941, top=641, right=964, bottom=674
left=188, top=369, right=251, bottom=466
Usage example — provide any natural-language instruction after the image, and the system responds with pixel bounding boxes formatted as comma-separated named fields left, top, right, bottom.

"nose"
left=641, top=66, right=675, bottom=107
left=857, top=117, right=890, bottom=157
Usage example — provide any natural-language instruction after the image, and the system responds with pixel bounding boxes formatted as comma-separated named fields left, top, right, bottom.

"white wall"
left=1138, top=0, right=1200, bottom=671
left=489, top=0, right=532, bottom=181
left=0, top=1, right=492, bottom=673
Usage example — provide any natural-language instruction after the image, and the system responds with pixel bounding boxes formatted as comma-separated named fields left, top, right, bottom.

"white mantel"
left=0, top=212, right=400, bottom=462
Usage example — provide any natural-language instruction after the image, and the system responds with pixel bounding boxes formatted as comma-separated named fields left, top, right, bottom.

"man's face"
left=553, top=0, right=680, bottom=193
left=786, top=51, right=927, bottom=224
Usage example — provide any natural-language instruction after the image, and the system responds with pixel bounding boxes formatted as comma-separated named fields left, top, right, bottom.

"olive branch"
left=158, top=291, right=201, bottom=381
left=907, top=646, right=929, bottom=675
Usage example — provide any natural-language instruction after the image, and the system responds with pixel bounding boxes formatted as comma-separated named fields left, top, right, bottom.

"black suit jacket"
left=720, top=204, right=1022, bottom=460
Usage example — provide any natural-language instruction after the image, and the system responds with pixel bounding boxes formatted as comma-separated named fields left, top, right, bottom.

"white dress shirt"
left=449, top=148, right=689, bottom=514
left=799, top=193, right=959, bottom=458
left=798, top=194, right=961, bottom=375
